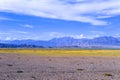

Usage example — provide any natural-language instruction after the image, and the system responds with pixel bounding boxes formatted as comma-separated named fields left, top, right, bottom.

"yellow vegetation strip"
left=0, top=49, right=120, bottom=57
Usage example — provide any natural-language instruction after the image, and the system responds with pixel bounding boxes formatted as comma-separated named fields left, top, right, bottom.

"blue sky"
left=0, top=0, right=120, bottom=40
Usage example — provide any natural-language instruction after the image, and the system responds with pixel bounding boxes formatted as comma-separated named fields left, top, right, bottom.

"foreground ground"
left=0, top=49, right=120, bottom=80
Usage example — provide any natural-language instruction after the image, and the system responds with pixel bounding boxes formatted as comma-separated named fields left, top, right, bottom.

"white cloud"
left=49, top=32, right=85, bottom=39
left=0, top=31, right=106, bottom=40
left=48, top=31, right=109, bottom=39
left=4, top=37, right=17, bottom=40
left=14, top=31, right=28, bottom=34
left=22, top=24, right=33, bottom=28
left=4, top=37, right=11, bottom=40
left=49, top=32, right=64, bottom=38
left=0, top=31, right=29, bottom=40
left=0, top=17, right=8, bottom=20
left=0, top=0, right=120, bottom=25
left=91, top=31, right=105, bottom=35
left=0, top=30, right=28, bottom=35
left=115, top=34, right=120, bottom=37
left=0, top=16, right=14, bottom=21
left=0, top=32, right=10, bottom=35
left=70, top=34, right=85, bottom=39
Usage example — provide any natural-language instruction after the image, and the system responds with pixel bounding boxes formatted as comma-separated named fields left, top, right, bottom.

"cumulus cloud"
left=0, top=0, right=120, bottom=25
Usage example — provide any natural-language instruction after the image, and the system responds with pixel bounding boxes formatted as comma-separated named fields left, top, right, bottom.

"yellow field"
left=0, top=49, right=120, bottom=57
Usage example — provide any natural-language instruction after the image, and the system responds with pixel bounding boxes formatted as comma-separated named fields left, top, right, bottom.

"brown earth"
left=0, top=54, right=120, bottom=80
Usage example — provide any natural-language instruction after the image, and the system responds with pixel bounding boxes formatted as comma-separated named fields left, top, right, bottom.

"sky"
left=0, top=0, right=120, bottom=40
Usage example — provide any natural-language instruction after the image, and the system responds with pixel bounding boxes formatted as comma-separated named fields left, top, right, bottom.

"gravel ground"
left=0, top=54, right=120, bottom=80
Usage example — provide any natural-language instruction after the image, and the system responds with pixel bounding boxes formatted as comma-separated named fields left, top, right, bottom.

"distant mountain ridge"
left=0, top=43, right=43, bottom=48
left=0, top=36, right=120, bottom=48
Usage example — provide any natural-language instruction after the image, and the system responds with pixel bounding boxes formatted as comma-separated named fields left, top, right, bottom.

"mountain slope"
left=0, top=36, right=120, bottom=48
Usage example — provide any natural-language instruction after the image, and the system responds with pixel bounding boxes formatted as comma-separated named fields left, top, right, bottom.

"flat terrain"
left=1, top=49, right=120, bottom=56
left=0, top=49, right=120, bottom=80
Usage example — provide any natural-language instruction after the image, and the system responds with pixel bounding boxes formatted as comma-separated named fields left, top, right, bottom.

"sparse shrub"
left=103, top=73, right=113, bottom=77
left=7, top=64, right=13, bottom=66
left=49, top=59, right=52, bottom=61
left=31, top=76, right=36, bottom=79
left=76, top=68, right=84, bottom=71
left=90, top=62, right=94, bottom=64
left=16, top=70, right=24, bottom=73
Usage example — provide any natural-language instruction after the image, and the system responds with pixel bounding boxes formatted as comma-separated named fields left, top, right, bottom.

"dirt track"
left=0, top=54, right=120, bottom=80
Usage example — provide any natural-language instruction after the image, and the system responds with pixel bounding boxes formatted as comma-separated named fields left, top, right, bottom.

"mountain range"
left=0, top=36, right=120, bottom=48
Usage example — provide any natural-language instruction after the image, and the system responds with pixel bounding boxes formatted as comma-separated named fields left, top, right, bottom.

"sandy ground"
left=0, top=54, right=120, bottom=80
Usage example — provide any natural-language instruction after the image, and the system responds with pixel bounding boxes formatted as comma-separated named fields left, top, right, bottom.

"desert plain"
left=0, top=49, right=120, bottom=80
